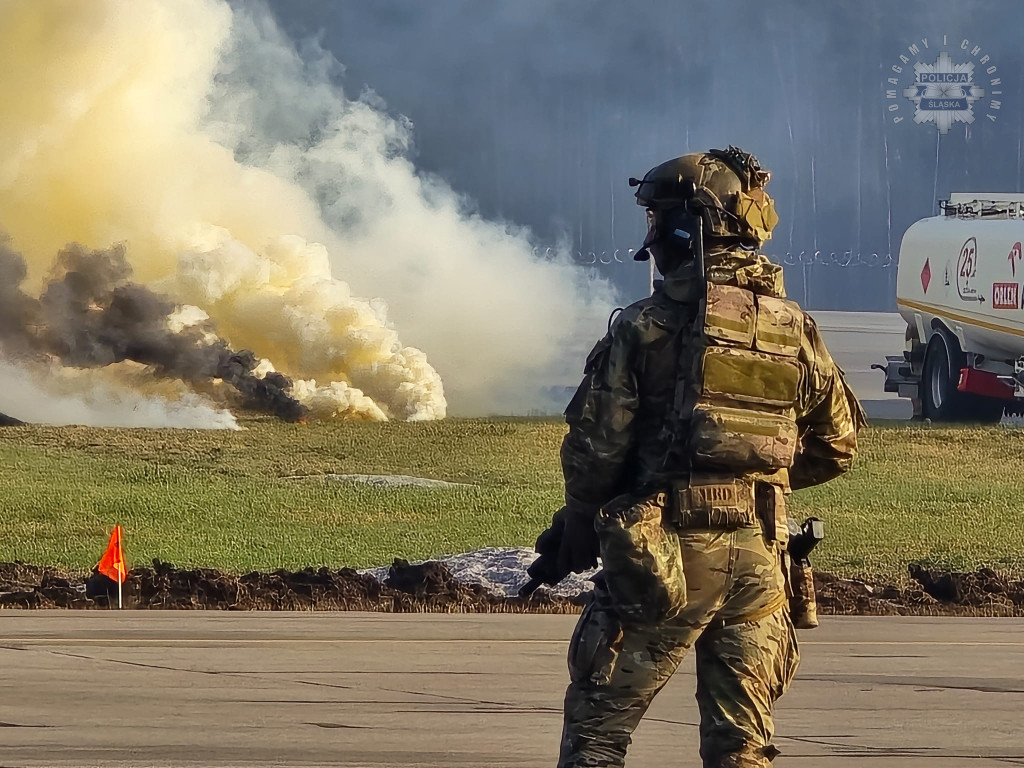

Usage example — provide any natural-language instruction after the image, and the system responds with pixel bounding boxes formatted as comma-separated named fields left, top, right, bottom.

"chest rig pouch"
left=689, top=282, right=804, bottom=473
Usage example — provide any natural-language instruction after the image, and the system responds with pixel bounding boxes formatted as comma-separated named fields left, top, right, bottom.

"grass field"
left=0, top=418, right=1022, bottom=581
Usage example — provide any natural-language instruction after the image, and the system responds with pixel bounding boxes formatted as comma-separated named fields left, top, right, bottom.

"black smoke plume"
left=0, top=240, right=306, bottom=422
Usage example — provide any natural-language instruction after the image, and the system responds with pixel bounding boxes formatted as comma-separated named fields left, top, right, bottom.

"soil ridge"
left=3, top=559, right=1024, bottom=616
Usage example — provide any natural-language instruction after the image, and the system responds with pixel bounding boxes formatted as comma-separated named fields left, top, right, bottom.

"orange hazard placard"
left=97, top=525, right=127, bottom=584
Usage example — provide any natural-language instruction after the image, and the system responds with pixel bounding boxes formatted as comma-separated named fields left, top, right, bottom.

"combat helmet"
left=629, top=146, right=779, bottom=260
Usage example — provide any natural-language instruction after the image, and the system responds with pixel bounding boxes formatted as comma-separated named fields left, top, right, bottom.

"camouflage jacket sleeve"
left=789, top=315, right=867, bottom=491
left=560, top=317, right=640, bottom=509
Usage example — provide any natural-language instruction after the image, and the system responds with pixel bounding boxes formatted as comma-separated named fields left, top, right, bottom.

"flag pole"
left=97, top=524, right=126, bottom=610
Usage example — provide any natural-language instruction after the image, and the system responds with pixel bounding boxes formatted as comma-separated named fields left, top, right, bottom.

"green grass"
left=0, top=418, right=1022, bottom=581
left=791, top=423, right=1024, bottom=578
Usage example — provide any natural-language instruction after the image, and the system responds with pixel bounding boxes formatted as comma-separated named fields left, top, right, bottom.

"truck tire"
left=921, top=331, right=1004, bottom=423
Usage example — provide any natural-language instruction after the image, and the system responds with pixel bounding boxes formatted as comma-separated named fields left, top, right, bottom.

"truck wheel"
left=921, top=332, right=1004, bottom=423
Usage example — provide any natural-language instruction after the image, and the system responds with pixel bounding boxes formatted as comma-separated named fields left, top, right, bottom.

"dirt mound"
left=0, top=562, right=91, bottom=608
left=905, top=564, right=1024, bottom=615
left=815, top=571, right=938, bottom=616
left=3, top=559, right=1024, bottom=616
left=0, top=559, right=580, bottom=612
left=816, top=566, right=1024, bottom=617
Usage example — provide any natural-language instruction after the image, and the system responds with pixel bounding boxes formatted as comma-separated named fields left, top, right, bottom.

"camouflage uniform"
left=557, top=248, right=862, bottom=768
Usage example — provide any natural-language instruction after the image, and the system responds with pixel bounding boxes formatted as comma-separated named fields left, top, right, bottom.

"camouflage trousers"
left=557, top=524, right=799, bottom=768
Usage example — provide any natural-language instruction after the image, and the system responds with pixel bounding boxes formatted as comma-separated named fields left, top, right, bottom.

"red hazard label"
left=920, top=258, right=931, bottom=293
left=992, top=282, right=1019, bottom=309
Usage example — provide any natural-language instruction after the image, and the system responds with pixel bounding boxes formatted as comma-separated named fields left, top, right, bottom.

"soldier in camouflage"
left=546, top=147, right=865, bottom=767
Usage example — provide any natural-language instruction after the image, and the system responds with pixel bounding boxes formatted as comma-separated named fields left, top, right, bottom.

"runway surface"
left=2, top=612, right=1022, bottom=767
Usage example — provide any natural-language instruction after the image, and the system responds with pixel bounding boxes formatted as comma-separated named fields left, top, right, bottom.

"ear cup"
left=662, top=206, right=702, bottom=256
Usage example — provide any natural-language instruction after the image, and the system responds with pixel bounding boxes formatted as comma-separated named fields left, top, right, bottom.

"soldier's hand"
left=553, top=501, right=600, bottom=575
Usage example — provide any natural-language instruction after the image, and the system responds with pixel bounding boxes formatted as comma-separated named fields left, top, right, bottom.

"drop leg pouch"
left=596, top=492, right=687, bottom=625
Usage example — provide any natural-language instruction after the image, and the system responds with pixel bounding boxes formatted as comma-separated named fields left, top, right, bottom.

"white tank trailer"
left=879, top=193, right=1024, bottom=421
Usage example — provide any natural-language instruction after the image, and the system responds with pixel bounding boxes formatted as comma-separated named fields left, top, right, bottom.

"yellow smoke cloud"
left=0, top=0, right=612, bottom=423
left=0, top=0, right=444, bottom=421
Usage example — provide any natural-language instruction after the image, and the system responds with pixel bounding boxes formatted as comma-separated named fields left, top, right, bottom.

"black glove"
left=523, top=519, right=566, bottom=591
left=551, top=499, right=600, bottom=575
left=520, top=501, right=600, bottom=597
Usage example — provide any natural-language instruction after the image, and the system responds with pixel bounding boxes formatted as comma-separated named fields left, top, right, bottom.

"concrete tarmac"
left=2, top=612, right=1023, bottom=767
left=811, top=311, right=912, bottom=420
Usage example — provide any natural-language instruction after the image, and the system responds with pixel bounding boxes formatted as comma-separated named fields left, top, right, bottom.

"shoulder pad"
left=610, top=297, right=651, bottom=328
left=607, top=307, right=623, bottom=333
left=583, top=334, right=612, bottom=373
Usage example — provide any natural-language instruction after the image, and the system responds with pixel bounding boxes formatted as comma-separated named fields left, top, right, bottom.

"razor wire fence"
left=538, top=247, right=898, bottom=311
left=775, top=251, right=897, bottom=310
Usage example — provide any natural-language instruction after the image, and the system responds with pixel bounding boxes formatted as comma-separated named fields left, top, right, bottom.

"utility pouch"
left=704, top=283, right=755, bottom=346
left=788, top=560, right=820, bottom=630
left=786, top=518, right=823, bottom=629
left=691, top=404, right=799, bottom=471
left=701, top=347, right=803, bottom=407
left=596, top=492, right=687, bottom=625
left=755, top=481, right=789, bottom=543
left=753, top=296, right=803, bottom=357
left=673, top=475, right=757, bottom=530
left=567, top=601, right=623, bottom=686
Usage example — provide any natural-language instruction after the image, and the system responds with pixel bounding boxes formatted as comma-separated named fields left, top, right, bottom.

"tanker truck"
left=879, top=193, right=1024, bottom=422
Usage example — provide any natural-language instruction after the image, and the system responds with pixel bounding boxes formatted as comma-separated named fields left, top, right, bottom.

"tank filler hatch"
left=940, top=193, right=1024, bottom=219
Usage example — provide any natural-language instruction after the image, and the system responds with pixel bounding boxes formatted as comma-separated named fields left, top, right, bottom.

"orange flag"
left=97, top=525, right=127, bottom=584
